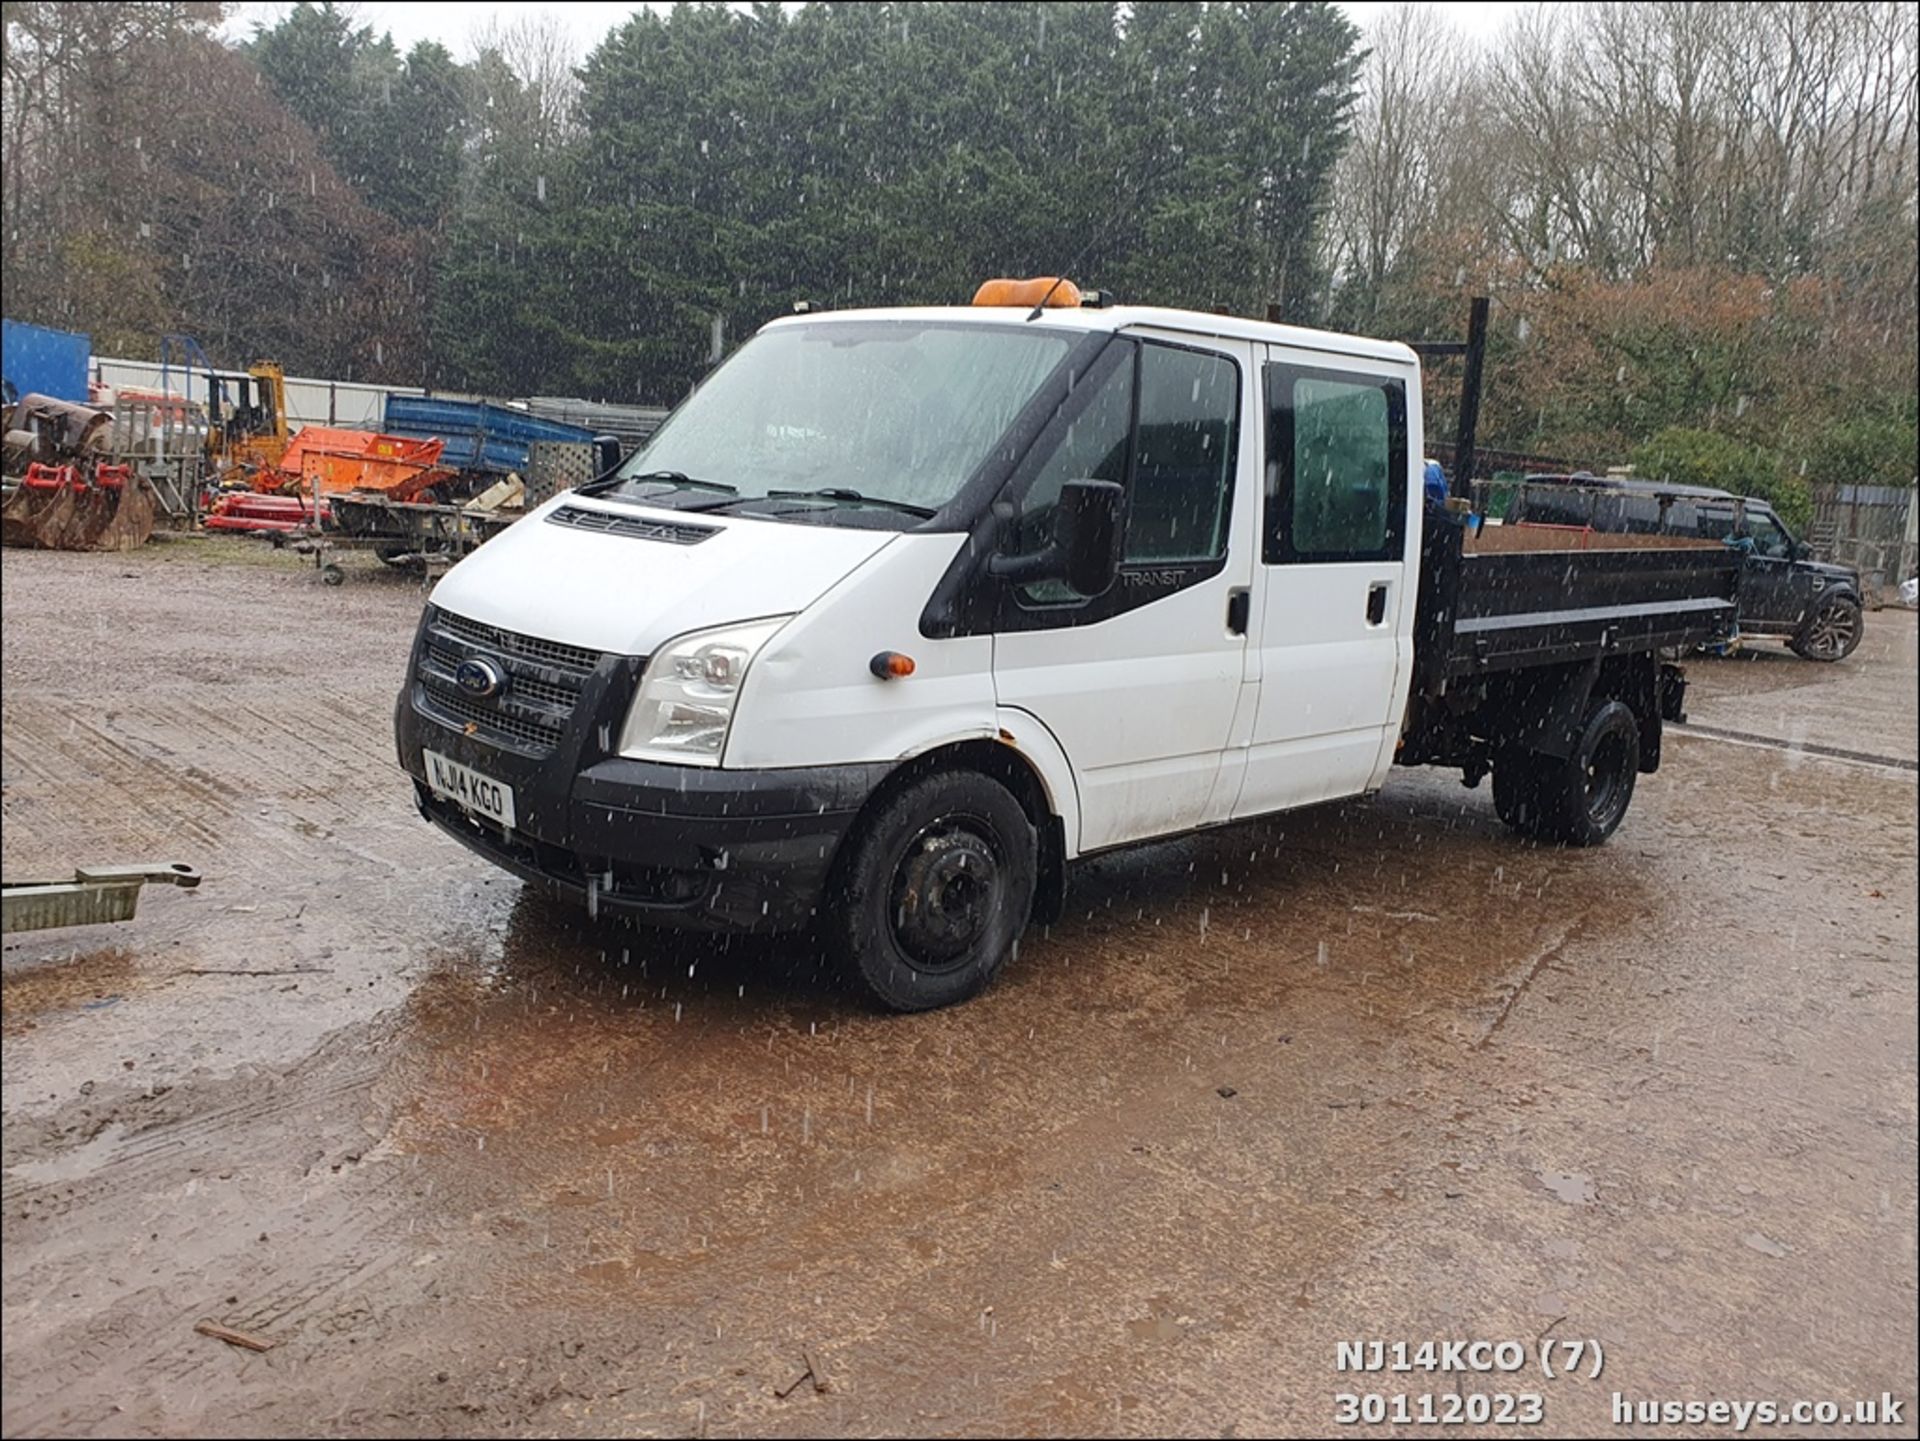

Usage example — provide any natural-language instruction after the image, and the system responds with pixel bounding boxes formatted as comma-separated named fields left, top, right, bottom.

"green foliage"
left=455, top=0, right=1365, bottom=400
left=249, top=4, right=464, bottom=229
left=1, top=2, right=426, bottom=383
left=1629, top=426, right=1812, bottom=532
left=1800, top=414, right=1919, bottom=490
left=7, top=0, right=1910, bottom=458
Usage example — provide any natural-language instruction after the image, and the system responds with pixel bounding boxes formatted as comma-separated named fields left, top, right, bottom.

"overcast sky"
left=221, top=2, right=1531, bottom=63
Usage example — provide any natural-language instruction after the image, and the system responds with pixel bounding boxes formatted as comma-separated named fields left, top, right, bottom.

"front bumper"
left=395, top=653, right=887, bottom=933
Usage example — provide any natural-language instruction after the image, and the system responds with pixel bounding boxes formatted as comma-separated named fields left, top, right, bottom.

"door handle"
left=1226, top=586, right=1250, bottom=636
left=1366, top=581, right=1389, bottom=626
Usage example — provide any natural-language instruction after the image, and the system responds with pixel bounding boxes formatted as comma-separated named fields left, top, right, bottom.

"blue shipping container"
left=2, top=318, right=92, bottom=404
left=382, top=395, right=597, bottom=477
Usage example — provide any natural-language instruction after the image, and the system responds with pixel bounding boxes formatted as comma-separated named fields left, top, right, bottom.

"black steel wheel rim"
left=1583, top=732, right=1632, bottom=829
left=888, top=812, right=1004, bottom=973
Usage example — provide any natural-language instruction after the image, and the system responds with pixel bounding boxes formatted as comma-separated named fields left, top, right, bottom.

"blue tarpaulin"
left=2, top=318, right=92, bottom=404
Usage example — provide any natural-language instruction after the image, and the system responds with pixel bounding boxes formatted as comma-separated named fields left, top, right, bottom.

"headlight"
left=618, top=617, right=790, bottom=765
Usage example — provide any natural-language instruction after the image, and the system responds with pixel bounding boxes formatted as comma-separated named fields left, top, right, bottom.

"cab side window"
left=1697, top=505, right=1739, bottom=541
left=1744, top=509, right=1792, bottom=559
left=1129, top=344, right=1238, bottom=562
left=1265, top=366, right=1407, bottom=564
left=1009, top=351, right=1132, bottom=560
left=1005, top=338, right=1240, bottom=610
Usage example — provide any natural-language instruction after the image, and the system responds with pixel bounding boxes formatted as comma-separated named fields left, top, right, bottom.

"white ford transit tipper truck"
left=394, top=286, right=1738, bottom=1010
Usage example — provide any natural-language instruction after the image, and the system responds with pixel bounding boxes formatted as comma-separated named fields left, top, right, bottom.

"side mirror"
left=591, top=434, right=623, bottom=479
left=987, top=479, right=1124, bottom=597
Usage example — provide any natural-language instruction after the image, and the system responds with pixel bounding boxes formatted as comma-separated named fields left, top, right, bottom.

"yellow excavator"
left=206, top=360, right=289, bottom=482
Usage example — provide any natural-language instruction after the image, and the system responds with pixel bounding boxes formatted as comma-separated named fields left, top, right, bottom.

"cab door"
left=1231, top=350, right=1417, bottom=818
left=991, top=334, right=1256, bottom=854
left=1740, top=505, right=1810, bottom=628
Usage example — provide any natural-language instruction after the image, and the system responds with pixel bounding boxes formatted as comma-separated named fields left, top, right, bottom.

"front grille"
left=418, top=682, right=568, bottom=753
left=426, top=644, right=575, bottom=709
left=432, top=607, right=601, bottom=673
left=546, top=504, right=717, bottom=546
left=414, top=607, right=604, bottom=757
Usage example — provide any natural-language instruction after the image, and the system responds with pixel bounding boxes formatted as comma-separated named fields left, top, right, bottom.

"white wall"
left=91, top=356, right=474, bottom=431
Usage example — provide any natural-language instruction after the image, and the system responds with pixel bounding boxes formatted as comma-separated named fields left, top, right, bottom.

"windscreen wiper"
left=579, top=469, right=736, bottom=499
left=764, top=487, right=937, bottom=518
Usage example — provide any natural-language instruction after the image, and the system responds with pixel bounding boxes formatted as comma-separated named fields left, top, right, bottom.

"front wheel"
left=1790, top=594, right=1862, bottom=662
left=825, top=770, right=1035, bottom=1012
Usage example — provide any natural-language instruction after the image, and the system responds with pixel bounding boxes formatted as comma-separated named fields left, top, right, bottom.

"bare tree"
left=468, top=11, right=580, bottom=155
left=1327, top=4, right=1473, bottom=314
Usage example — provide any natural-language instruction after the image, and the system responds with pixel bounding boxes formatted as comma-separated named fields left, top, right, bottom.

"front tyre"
left=827, top=771, right=1035, bottom=1012
left=1790, top=594, right=1863, bottom=662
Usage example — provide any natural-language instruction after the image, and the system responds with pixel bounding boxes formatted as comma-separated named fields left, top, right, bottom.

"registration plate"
left=424, top=750, right=516, bottom=830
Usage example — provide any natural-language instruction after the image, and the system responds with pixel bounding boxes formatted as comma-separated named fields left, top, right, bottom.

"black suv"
left=1503, top=474, right=1865, bottom=662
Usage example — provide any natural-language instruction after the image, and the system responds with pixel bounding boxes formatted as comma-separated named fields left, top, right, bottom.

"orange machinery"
left=272, top=426, right=451, bottom=502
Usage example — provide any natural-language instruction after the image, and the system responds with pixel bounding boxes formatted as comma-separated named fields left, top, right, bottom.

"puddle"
left=6, top=1123, right=129, bottom=1186
left=1124, top=1296, right=1191, bottom=1342
left=1537, top=1170, right=1597, bottom=1205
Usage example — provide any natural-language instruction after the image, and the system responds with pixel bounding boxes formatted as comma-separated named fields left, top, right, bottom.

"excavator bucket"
left=1, top=472, right=79, bottom=549
left=1, top=396, right=152, bottom=552
left=1, top=464, right=156, bottom=552
left=66, top=468, right=157, bottom=552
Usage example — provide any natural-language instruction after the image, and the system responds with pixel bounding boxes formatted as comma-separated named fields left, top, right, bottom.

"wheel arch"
left=827, top=734, right=1072, bottom=928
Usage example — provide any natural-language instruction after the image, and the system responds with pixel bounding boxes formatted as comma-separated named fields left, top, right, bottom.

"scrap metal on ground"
left=1, top=863, right=200, bottom=934
left=1, top=392, right=159, bottom=551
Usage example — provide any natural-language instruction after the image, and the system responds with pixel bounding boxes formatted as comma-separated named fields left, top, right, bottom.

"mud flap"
left=1032, top=814, right=1067, bottom=926
left=1659, top=662, right=1689, bottom=723
left=1498, top=659, right=1601, bottom=761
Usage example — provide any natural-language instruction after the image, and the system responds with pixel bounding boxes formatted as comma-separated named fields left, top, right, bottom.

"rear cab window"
left=1263, top=363, right=1408, bottom=564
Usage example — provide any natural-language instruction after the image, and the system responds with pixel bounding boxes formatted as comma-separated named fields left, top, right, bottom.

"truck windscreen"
left=605, top=321, right=1075, bottom=516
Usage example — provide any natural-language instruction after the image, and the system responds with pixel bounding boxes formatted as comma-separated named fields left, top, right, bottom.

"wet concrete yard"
left=3, top=541, right=1915, bottom=1437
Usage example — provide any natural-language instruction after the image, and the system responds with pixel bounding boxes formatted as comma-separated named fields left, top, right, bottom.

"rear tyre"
left=1531, top=700, right=1640, bottom=847
left=1790, top=594, right=1862, bottom=662
left=826, top=770, right=1035, bottom=1012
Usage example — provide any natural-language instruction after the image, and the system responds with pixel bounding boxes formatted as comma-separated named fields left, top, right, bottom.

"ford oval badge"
left=454, top=657, right=506, bottom=699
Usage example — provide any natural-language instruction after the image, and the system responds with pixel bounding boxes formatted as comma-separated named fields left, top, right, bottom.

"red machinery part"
left=23, top=463, right=76, bottom=491
left=202, top=491, right=332, bottom=534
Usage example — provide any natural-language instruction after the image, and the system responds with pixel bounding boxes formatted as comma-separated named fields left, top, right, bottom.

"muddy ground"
left=3, top=537, right=1915, bottom=1438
